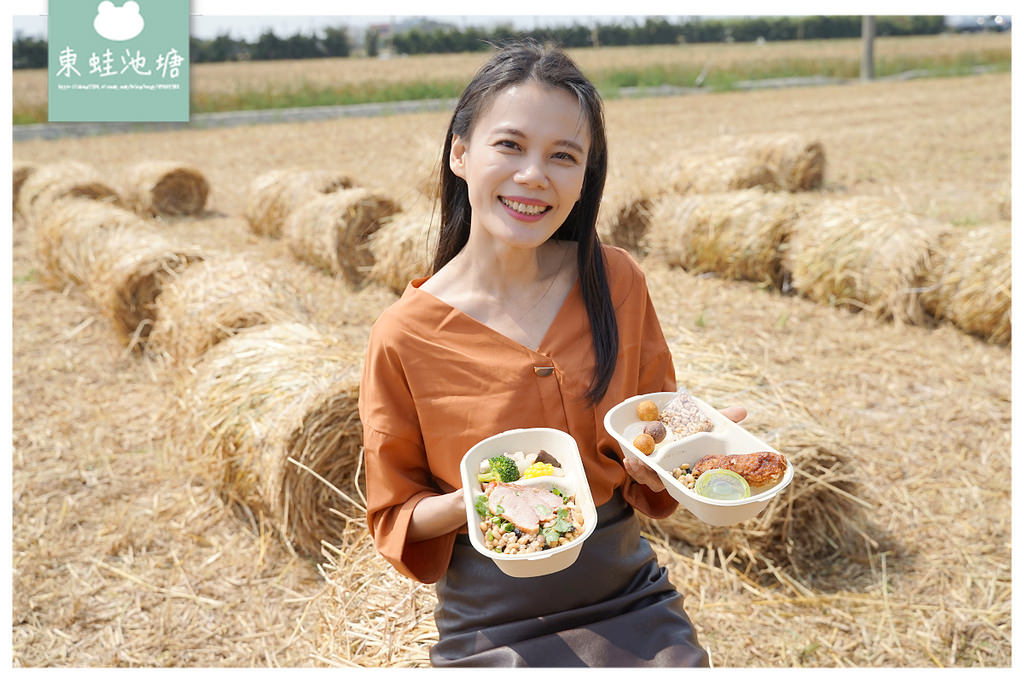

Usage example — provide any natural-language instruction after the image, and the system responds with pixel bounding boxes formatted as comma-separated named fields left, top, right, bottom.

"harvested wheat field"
left=11, top=68, right=1011, bottom=668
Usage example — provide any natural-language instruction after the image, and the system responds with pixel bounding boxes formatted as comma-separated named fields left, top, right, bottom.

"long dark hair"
left=431, top=40, right=617, bottom=405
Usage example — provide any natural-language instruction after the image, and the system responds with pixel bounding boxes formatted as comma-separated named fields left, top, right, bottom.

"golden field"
left=11, top=59, right=1011, bottom=667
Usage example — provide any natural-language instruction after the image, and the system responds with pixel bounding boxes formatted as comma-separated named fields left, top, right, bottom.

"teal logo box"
left=48, top=0, right=190, bottom=122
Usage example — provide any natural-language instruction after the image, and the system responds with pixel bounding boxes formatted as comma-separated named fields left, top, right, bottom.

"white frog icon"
left=93, top=1, right=145, bottom=41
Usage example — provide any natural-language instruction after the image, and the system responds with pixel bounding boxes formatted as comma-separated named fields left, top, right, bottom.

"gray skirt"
left=429, top=490, right=709, bottom=667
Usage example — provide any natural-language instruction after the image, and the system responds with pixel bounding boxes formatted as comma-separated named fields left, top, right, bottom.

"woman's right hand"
left=407, top=489, right=467, bottom=543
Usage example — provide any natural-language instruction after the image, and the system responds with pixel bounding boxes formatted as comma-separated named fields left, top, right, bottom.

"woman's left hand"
left=623, top=404, right=748, bottom=492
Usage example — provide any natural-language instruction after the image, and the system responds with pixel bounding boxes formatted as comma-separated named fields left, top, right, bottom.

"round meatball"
left=636, top=399, right=659, bottom=422
left=633, top=433, right=656, bottom=455
left=643, top=421, right=667, bottom=443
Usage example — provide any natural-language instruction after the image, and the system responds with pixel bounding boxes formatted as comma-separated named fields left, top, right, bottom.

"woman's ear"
left=449, top=134, right=467, bottom=180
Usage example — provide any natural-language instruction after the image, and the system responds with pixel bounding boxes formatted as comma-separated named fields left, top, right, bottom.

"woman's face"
left=449, top=81, right=590, bottom=250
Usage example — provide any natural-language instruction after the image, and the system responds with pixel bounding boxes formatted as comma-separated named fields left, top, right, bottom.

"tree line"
left=13, top=15, right=947, bottom=69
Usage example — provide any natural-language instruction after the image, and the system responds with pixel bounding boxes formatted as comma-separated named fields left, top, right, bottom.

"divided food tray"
left=604, top=392, right=794, bottom=526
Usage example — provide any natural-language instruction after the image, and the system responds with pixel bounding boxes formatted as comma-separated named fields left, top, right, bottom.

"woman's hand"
left=623, top=404, right=748, bottom=492
left=407, top=489, right=467, bottom=543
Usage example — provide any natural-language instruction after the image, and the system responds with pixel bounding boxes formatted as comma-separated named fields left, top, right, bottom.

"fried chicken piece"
left=691, top=451, right=788, bottom=488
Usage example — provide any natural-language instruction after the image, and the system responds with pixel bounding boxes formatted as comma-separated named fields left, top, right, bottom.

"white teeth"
left=502, top=198, right=548, bottom=215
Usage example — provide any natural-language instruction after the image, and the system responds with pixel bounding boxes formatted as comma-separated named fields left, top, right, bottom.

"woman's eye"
left=553, top=151, right=579, bottom=163
left=495, top=139, right=520, bottom=150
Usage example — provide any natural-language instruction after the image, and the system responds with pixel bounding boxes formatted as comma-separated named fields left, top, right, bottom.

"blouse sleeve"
left=615, top=255, right=681, bottom=519
left=359, top=321, right=458, bottom=584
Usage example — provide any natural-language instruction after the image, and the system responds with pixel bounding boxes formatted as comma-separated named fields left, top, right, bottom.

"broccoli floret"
left=477, top=454, right=520, bottom=483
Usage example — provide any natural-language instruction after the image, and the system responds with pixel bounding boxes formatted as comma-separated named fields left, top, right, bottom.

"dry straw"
left=644, top=189, right=799, bottom=288
left=245, top=168, right=356, bottom=238
left=16, top=160, right=121, bottom=221
left=120, top=161, right=210, bottom=217
left=33, top=199, right=205, bottom=346
left=175, top=322, right=365, bottom=557
left=783, top=196, right=949, bottom=325
left=366, top=209, right=439, bottom=295
left=148, top=254, right=313, bottom=371
left=282, top=188, right=400, bottom=285
left=313, top=522, right=437, bottom=667
left=13, top=160, right=37, bottom=214
left=921, top=223, right=1011, bottom=344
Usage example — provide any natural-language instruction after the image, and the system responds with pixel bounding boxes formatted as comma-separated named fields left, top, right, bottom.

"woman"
left=358, top=40, right=745, bottom=667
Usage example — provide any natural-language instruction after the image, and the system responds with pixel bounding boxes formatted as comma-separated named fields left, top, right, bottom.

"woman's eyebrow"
left=492, top=127, right=585, bottom=154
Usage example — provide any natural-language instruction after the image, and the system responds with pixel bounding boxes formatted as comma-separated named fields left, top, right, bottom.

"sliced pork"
left=487, top=482, right=565, bottom=534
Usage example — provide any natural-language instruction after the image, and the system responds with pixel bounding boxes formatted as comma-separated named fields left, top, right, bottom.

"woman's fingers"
left=719, top=405, right=747, bottom=424
left=623, top=455, right=666, bottom=492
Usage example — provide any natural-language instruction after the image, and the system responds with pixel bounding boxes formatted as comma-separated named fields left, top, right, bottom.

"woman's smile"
left=499, top=196, right=552, bottom=221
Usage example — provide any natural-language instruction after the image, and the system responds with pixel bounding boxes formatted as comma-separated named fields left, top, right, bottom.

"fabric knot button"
left=534, top=366, right=555, bottom=377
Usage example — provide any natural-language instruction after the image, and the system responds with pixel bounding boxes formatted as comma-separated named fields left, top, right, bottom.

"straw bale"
left=313, top=523, right=437, bottom=667
left=669, top=154, right=778, bottom=195
left=726, top=133, right=827, bottom=192
left=120, top=161, right=210, bottom=217
left=16, top=160, right=121, bottom=221
left=282, top=188, right=400, bottom=285
left=31, top=199, right=205, bottom=345
left=245, top=168, right=356, bottom=238
left=366, top=209, right=439, bottom=295
left=176, top=322, right=365, bottom=557
left=644, top=189, right=799, bottom=287
left=920, top=224, right=1011, bottom=344
left=643, top=421, right=873, bottom=579
left=148, top=254, right=313, bottom=370
left=32, top=199, right=152, bottom=288
left=596, top=183, right=662, bottom=254
left=13, top=160, right=36, bottom=213
left=783, top=196, right=949, bottom=325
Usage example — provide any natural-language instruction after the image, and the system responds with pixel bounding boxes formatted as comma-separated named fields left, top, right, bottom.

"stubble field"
left=11, top=52, right=1012, bottom=667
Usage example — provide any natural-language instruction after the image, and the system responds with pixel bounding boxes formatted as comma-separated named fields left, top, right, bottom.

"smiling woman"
left=357, top=39, right=745, bottom=668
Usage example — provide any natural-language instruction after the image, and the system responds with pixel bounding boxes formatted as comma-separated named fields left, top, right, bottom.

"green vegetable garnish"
left=474, top=494, right=488, bottom=517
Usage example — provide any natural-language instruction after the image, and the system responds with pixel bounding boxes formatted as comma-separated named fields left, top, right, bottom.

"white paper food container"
left=460, top=428, right=598, bottom=578
left=603, top=392, right=794, bottom=526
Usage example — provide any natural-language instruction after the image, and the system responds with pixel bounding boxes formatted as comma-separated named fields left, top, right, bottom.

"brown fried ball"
left=636, top=399, right=659, bottom=422
left=632, top=433, right=656, bottom=455
left=643, top=421, right=667, bottom=443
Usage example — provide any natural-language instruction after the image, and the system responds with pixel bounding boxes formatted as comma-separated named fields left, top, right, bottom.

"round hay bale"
left=645, top=189, right=799, bottom=287
left=642, top=421, right=874, bottom=577
left=148, top=254, right=313, bottom=370
left=282, top=188, right=400, bottom=285
left=366, top=209, right=439, bottom=295
left=13, top=160, right=37, bottom=214
left=89, top=231, right=206, bottom=347
left=16, top=160, right=120, bottom=221
left=669, top=154, right=777, bottom=195
left=121, top=161, right=210, bottom=217
left=245, top=168, right=356, bottom=238
left=921, top=224, right=1011, bottom=344
left=32, top=199, right=152, bottom=288
left=783, top=196, right=949, bottom=325
left=729, top=133, right=827, bottom=192
left=596, top=184, right=661, bottom=255
left=176, top=322, right=365, bottom=557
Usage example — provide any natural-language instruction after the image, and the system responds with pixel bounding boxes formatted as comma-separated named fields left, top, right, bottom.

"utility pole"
left=861, top=16, right=876, bottom=81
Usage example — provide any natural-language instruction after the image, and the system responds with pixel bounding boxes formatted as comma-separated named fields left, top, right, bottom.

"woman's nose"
left=514, top=156, right=549, bottom=188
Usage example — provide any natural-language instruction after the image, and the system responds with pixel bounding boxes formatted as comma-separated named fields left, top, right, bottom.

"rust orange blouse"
left=359, top=244, right=679, bottom=583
